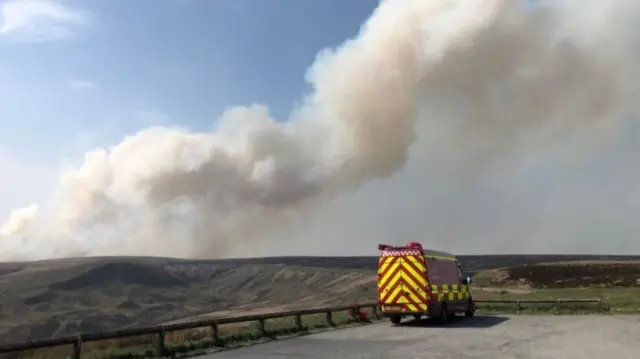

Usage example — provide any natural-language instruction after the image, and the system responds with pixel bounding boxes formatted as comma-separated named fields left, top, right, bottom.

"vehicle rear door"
left=378, top=254, right=404, bottom=311
left=397, top=254, right=428, bottom=312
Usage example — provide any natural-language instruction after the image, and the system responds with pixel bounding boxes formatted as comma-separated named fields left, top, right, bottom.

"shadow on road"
left=397, top=314, right=509, bottom=329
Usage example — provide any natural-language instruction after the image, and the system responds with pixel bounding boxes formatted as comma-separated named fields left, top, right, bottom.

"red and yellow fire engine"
left=377, top=242, right=475, bottom=324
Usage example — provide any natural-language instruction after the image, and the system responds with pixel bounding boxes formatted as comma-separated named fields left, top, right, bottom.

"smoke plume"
left=2, top=0, right=639, bottom=260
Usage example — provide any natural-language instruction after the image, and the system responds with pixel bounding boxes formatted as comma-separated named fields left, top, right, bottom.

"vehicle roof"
left=378, top=245, right=457, bottom=261
left=423, top=249, right=457, bottom=261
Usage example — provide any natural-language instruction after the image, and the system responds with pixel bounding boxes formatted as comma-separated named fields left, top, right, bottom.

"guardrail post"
left=72, top=333, right=81, bottom=359
left=295, top=313, right=303, bottom=331
left=258, top=318, right=266, bottom=334
left=372, top=305, right=379, bottom=320
left=516, top=300, right=521, bottom=313
left=210, top=323, right=219, bottom=343
left=156, top=328, right=165, bottom=357
left=325, top=311, right=334, bottom=327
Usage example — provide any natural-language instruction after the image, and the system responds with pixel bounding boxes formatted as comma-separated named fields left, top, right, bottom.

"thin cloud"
left=69, top=79, right=97, bottom=90
left=0, top=0, right=89, bottom=43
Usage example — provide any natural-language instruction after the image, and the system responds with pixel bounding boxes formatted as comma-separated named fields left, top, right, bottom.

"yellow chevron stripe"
left=379, top=262, right=426, bottom=291
left=383, top=271, right=417, bottom=300
left=399, top=262, right=426, bottom=287
left=385, top=271, right=404, bottom=291
left=405, top=256, right=427, bottom=272
left=416, top=303, right=428, bottom=311
left=404, top=303, right=418, bottom=312
left=395, top=266, right=423, bottom=290
left=379, top=255, right=427, bottom=274
left=383, top=281, right=404, bottom=303
left=385, top=265, right=426, bottom=295
left=378, top=256, right=394, bottom=275
left=390, top=271, right=426, bottom=303
left=397, top=295, right=428, bottom=311
left=378, top=261, right=401, bottom=289
left=380, top=269, right=428, bottom=302
left=403, top=302, right=427, bottom=312
left=395, top=272, right=420, bottom=292
left=378, top=255, right=432, bottom=313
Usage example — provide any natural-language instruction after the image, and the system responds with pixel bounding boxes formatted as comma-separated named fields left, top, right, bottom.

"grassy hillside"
left=0, top=257, right=376, bottom=344
left=470, top=260, right=640, bottom=314
left=1, top=254, right=639, bottom=344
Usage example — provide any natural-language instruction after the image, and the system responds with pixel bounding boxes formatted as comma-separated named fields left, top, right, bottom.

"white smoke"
left=2, top=0, right=639, bottom=260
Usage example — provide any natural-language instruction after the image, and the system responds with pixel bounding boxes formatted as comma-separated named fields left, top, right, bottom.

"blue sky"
left=0, top=0, right=379, bottom=162
left=0, top=0, right=379, bottom=217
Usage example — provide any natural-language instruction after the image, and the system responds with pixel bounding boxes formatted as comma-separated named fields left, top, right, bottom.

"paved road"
left=200, top=314, right=640, bottom=359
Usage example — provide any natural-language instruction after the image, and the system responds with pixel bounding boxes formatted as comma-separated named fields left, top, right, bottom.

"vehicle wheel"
left=465, top=300, right=475, bottom=318
left=437, top=304, right=449, bottom=325
left=413, top=314, right=422, bottom=321
left=390, top=316, right=401, bottom=325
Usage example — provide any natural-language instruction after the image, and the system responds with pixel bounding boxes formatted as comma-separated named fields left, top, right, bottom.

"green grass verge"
left=476, top=302, right=611, bottom=315
left=472, top=286, right=640, bottom=314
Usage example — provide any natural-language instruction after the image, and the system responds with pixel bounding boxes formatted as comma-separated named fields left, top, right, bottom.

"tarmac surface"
left=200, top=314, right=640, bottom=359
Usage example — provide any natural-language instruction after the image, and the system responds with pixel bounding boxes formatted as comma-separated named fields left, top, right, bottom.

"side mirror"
left=464, top=276, right=472, bottom=285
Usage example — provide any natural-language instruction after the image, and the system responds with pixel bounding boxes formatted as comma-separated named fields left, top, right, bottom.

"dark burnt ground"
left=505, top=261, right=640, bottom=288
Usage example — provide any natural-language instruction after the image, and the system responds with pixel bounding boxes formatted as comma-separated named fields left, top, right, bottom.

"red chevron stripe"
left=395, top=270, right=427, bottom=295
left=385, top=284, right=405, bottom=304
left=380, top=255, right=399, bottom=272
left=408, top=288, right=428, bottom=303
left=379, top=266, right=426, bottom=300
left=378, top=255, right=432, bottom=308
left=379, top=278, right=403, bottom=302
left=401, top=280, right=427, bottom=302
left=379, top=288, right=397, bottom=303
left=402, top=255, right=426, bottom=274
left=380, top=273, right=427, bottom=304
left=377, top=256, right=399, bottom=287
left=379, top=255, right=398, bottom=268
left=399, top=256, right=426, bottom=280
left=396, top=264, right=426, bottom=290
left=377, top=263, right=404, bottom=292
left=403, top=291, right=421, bottom=308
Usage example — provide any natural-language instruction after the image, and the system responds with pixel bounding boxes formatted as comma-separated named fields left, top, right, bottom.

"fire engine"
left=377, top=242, right=475, bottom=324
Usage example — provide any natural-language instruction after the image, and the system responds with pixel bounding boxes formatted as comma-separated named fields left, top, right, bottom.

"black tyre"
left=465, top=300, right=475, bottom=318
left=413, top=314, right=422, bottom=321
left=390, top=316, right=401, bottom=325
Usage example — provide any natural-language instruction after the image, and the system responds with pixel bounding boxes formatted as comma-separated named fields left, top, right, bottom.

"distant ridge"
left=6, top=254, right=638, bottom=272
